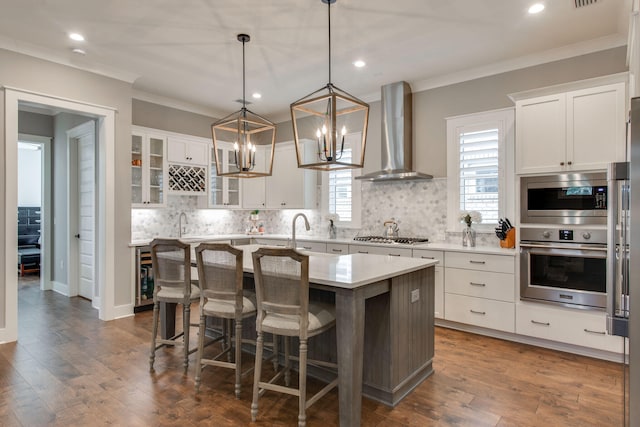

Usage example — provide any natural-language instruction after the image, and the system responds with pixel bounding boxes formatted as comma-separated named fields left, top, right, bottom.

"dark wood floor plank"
left=0, top=276, right=625, bottom=426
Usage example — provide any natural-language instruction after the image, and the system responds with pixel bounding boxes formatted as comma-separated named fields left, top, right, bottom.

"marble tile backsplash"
left=131, top=179, right=496, bottom=245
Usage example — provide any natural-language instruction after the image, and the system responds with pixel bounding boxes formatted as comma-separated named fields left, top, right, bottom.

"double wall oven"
left=519, top=172, right=608, bottom=310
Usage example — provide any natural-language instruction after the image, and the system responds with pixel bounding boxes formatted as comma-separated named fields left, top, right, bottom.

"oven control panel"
left=519, top=227, right=606, bottom=244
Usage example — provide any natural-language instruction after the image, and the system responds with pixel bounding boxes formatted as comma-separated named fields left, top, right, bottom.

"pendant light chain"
left=242, top=36, right=246, bottom=111
left=327, top=0, right=332, bottom=86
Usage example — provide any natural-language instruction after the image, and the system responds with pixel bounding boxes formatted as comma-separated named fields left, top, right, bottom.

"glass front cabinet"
left=210, top=144, right=241, bottom=208
left=131, top=130, right=167, bottom=207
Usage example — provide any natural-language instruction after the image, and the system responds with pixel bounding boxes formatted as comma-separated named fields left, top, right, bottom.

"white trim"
left=4, top=88, right=118, bottom=343
left=113, top=304, right=135, bottom=319
left=132, top=91, right=225, bottom=119
left=52, top=280, right=70, bottom=297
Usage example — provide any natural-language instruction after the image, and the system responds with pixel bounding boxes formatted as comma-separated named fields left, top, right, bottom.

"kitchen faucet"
left=178, top=212, right=188, bottom=238
left=291, top=213, right=310, bottom=249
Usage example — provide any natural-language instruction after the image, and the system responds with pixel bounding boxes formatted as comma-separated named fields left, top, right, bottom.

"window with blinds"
left=459, top=128, right=499, bottom=223
left=446, top=108, right=514, bottom=231
left=328, top=149, right=353, bottom=222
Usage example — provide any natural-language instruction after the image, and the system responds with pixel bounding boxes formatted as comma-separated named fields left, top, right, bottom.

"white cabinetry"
left=413, top=249, right=444, bottom=319
left=242, top=145, right=268, bottom=209
left=210, top=143, right=241, bottom=208
left=349, top=244, right=411, bottom=257
left=297, top=241, right=327, bottom=253
left=266, top=143, right=316, bottom=209
left=168, top=136, right=208, bottom=166
left=514, top=78, right=626, bottom=174
left=131, top=130, right=166, bottom=207
left=444, top=252, right=515, bottom=333
left=326, top=243, right=348, bottom=255
left=516, top=302, right=624, bottom=353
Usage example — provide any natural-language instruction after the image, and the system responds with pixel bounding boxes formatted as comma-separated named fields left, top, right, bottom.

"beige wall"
left=0, top=49, right=133, bottom=326
left=132, top=99, right=215, bottom=138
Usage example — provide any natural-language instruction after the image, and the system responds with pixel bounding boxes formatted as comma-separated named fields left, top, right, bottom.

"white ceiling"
left=0, top=0, right=631, bottom=120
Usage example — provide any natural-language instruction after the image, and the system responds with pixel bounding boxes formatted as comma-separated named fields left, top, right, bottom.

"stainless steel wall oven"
left=519, top=227, right=607, bottom=310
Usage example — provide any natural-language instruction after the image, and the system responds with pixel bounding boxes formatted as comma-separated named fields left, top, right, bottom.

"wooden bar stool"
left=194, top=243, right=257, bottom=398
left=251, top=247, right=338, bottom=427
left=149, top=238, right=200, bottom=372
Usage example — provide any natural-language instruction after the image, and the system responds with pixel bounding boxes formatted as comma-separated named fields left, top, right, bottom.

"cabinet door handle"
left=469, top=282, right=486, bottom=287
left=560, top=161, right=565, bottom=166
left=389, top=253, right=401, bottom=257
left=331, top=249, right=343, bottom=253
left=567, top=161, right=572, bottom=165
left=358, top=251, right=369, bottom=254
left=469, top=260, right=486, bottom=265
left=584, top=328, right=606, bottom=335
left=531, top=320, right=550, bottom=326
left=421, top=256, right=435, bottom=259
left=470, top=309, right=486, bottom=315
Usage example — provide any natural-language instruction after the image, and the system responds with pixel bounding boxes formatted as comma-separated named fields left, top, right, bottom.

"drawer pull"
left=584, top=328, right=606, bottom=335
left=331, top=249, right=343, bottom=253
left=421, top=256, right=435, bottom=259
left=470, top=309, right=486, bottom=315
left=358, top=251, right=369, bottom=254
left=302, top=246, right=312, bottom=250
left=469, top=282, right=486, bottom=287
left=469, top=260, right=486, bottom=265
left=389, top=253, right=401, bottom=257
left=531, top=320, right=550, bottom=326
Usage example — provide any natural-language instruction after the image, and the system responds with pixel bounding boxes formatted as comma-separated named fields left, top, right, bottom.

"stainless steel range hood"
left=356, top=81, right=433, bottom=182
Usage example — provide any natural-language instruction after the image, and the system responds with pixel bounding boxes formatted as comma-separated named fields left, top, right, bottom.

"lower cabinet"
left=444, top=251, right=516, bottom=332
left=516, top=302, right=624, bottom=353
left=326, top=243, right=349, bottom=255
left=412, top=249, right=444, bottom=319
left=349, top=244, right=412, bottom=257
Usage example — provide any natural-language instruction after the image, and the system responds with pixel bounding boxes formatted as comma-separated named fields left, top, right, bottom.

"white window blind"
left=459, top=128, right=499, bottom=223
left=328, top=149, right=353, bottom=222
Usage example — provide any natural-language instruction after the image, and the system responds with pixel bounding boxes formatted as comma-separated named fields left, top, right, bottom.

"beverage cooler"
left=134, top=245, right=154, bottom=312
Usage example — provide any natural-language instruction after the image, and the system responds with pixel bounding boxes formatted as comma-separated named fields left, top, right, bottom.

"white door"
left=70, top=122, right=96, bottom=300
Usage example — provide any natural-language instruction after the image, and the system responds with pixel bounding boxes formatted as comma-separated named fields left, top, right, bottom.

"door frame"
left=67, top=120, right=96, bottom=305
left=3, top=88, right=117, bottom=342
left=17, top=133, right=52, bottom=292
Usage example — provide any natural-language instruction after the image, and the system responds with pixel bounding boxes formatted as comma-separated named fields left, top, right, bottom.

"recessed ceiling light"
left=528, top=3, right=545, bottom=14
left=72, top=48, right=86, bottom=55
left=252, top=92, right=262, bottom=99
left=69, top=32, right=85, bottom=41
left=353, top=60, right=366, bottom=68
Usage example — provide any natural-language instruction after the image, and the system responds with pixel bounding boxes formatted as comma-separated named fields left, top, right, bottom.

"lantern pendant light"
left=290, top=0, right=369, bottom=171
left=211, top=34, right=276, bottom=178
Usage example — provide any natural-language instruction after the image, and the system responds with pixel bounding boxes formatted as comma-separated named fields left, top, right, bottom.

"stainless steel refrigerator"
left=609, top=96, right=640, bottom=426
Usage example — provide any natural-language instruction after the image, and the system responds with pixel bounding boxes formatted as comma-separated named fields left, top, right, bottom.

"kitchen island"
left=164, top=244, right=437, bottom=427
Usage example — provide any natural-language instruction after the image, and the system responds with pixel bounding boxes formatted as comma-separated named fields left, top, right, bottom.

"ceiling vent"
left=574, top=0, right=598, bottom=8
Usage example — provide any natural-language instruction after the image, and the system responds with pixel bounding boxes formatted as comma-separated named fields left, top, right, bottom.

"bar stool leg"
left=183, top=303, right=191, bottom=372
left=234, top=318, right=242, bottom=398
left=194, top=310, right=206, bottom=392
left=149, top=300, right=160, bottom=371
left=251, top=331, right=264, bottom=422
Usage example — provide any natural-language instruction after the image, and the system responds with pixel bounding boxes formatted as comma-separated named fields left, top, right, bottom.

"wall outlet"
left=410, top=289, right=420, bottom=303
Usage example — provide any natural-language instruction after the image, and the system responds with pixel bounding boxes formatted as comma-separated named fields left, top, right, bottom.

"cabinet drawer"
left=445, top=268, right=515, bottom=302
left=444, top=251, right=514, bottom=274
left=326, top=243, right=348, bottom=255
left=297, top=241, right=327, bottom=253
left=349, top=244, right=411, bottom=257
left=253, top=238, right=288, bottom=247
left=412, top=249, right=444, bottom=264
left=516, top=303, right=624, bottom=353
left=445, top=293, right=514, bottom=332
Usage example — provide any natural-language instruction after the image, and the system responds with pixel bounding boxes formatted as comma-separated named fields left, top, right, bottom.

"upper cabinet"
left=242, top=146, right=268, bottom=210
left=131, top=130, right=167, bottom=207
left=265, top=142, right=316, bottom=209
left=210, top=143, right=241, bottom=208
left=167, top=136, right=209, bottom=166
left=512, top=75, right=627, bottom=175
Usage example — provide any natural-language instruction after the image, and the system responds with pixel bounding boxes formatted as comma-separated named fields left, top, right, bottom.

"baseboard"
left=113, top=303, right=134, bottom=319
left=435, top=319, right=624, bottom=363
left=0, top=327, right=17, bottom=344
left=52, top=281, right=70, bottom=296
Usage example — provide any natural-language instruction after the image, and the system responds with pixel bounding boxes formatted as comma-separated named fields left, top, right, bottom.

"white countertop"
left=130, top=234, right=516, bottom=256
left=238, top=244, right=438, bottom=289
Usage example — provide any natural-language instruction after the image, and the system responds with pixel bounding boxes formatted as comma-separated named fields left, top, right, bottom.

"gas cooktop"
left=353, top=236, right=429, bottom=245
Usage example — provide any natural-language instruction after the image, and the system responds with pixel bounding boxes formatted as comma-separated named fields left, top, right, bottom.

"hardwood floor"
left=1, top=277, right=624, bottom=426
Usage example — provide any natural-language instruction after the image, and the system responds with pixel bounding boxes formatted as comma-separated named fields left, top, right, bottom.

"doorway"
left=3, top=89, right=117, bottom=343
